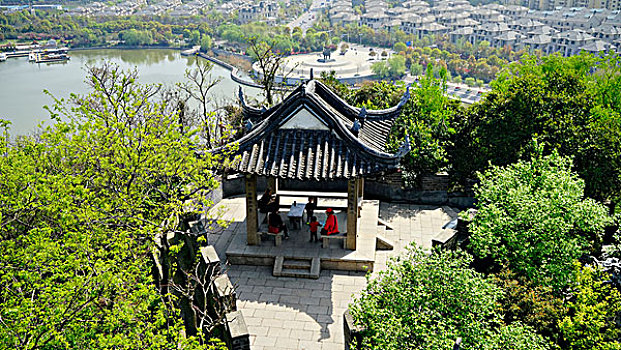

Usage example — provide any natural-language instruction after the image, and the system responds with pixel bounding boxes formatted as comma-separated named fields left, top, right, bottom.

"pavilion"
left=213, top=77, right=410, bottom=252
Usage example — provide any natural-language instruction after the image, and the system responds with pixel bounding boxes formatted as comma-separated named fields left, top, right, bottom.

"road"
left=287, top=0, right=326, bottom=34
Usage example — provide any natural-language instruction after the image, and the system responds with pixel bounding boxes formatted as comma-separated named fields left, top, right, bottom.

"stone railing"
left=152, top=229, right=251, bottom=350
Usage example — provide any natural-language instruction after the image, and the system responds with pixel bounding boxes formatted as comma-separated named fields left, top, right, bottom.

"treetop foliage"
left=351, top=247, right=551, bottom=350
left=0, top=64, right=229, bottom=349
left=469, top=144, right=611, bottom=289
left=452, top=53, right=621, bottom=205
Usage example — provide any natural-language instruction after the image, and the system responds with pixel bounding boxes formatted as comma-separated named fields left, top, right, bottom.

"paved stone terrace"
left=207, top=198, right=457, bottom=349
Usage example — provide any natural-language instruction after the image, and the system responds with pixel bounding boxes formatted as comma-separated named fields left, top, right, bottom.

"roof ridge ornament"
left=305, top=79, right=316, bottom=95
left=395, top=133, right=411, bottom=158
left=358, top=107, right=367, bottom=120
left=358, top=107, right=367, bottom=126
left=397, top=84, right=411, bottom=108
left=351, top=119, right=361, bottom=136
left=310, top=67, right=314, bottom=81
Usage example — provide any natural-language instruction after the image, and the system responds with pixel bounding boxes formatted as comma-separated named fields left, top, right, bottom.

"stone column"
left=357, top=177, right=364, bottom=218
left=346, top=178, right=359, bottom=250
left=245, top=174, right=259, bottom=245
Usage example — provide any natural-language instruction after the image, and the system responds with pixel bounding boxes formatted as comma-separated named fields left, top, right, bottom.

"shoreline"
left=69, top=46, right=267, bottom=91
left=69, top=45, right=182, bottom=51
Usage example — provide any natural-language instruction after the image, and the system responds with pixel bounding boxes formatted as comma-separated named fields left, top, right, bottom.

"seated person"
left=321, top=208, right=339, bottom=236
left=258, top=188, right=272, bottom=213
left=265, top=194, right=280, bottom=214
left=268, top=211, right=289, bottom=239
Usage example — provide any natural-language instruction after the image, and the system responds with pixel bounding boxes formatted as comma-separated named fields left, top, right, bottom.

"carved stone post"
left=357, top=177, right=364, bottom=217
left=245, top=174, right=259, bottom=245
left=346, top=178, right=359, bottom=250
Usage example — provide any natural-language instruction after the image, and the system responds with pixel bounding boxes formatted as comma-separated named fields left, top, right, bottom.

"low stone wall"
left=212, top=48, right=253, bottom=62
left=198, top=53, right=264, bottom=90
left=344, top=309, right=364, bottom=350
left=152, top=230, right=250, bottom=350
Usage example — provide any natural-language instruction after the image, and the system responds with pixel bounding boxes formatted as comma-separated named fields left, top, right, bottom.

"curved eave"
left=239, top=80, right=411, bottom=123
left=303, top=90, right=404, bottom=162
left=312, top=80, right=410, bottom=121
left=211, top=89, right=407, bottom=164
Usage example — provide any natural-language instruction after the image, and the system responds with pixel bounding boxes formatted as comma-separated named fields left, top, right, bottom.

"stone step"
left=273, top=256, right=284, bottom=277
left=283, top=258, right=312, bottom=270
left=442, top=206, right=460, bottom=220
left=376, top=234, right=394, bottom=250
left=310, top=257, right=320, bottom=278
left=280, top=267, right=318, bottom=279
left=272, top=256, right=320, bottom=279
left=377, top=217, right=394, bottom=231
left=377, top=225, right=386, bottom=236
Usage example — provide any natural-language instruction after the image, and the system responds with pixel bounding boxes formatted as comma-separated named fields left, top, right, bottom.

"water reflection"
left=0, top=49, right=259, bottom=135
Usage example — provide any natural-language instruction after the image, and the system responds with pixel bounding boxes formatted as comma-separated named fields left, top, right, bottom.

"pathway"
left=207, top=197, right=456, bottom=349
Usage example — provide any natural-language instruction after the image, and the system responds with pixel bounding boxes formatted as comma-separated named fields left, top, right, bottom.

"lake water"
left=0, top=49, right=259, bottom=136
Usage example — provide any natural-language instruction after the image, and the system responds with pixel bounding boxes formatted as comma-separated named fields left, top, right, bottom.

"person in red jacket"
left=322, top=208, right=339, bottom=236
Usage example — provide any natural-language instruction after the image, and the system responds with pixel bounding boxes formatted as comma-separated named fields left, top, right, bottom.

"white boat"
left=28, top=51, right=37, bottom=62
left=0, top=53, right=6, bottom=62
left=36, top=53, right=70, bottom=63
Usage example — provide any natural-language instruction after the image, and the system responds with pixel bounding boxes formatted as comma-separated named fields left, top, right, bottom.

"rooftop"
left=213, top=80, right=410, bottom=181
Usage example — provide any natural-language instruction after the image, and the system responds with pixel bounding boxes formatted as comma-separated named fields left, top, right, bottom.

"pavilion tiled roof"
left=214, top=80, right=410, bottom=181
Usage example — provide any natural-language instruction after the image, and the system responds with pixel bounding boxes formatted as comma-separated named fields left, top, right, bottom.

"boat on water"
left=35, top=52, right=70, bottom=63
left=28, top=47, right=71, bottom=62
left=0, top=53, right=6, bottom=62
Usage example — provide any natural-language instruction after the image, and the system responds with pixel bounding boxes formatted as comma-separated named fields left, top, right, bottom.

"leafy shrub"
left=469, top=146, right=611, bottom=289
left=559, top=263, right=621, bottom=350
left=350, top=247, right=551, bottom=350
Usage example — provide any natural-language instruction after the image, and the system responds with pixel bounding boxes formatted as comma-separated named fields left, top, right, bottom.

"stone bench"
left=321, top=233, right=347, bottom=248
left=256, top=231, right=284, bottom=246
left=431, top=228, right=458, bottom=250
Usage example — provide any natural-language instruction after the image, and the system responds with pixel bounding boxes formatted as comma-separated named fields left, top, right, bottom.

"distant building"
left=551, top=29, right=597, bottom=55
left=579, top=38, right=616, bottom=52
left=238, top=1, right=279, bottom=24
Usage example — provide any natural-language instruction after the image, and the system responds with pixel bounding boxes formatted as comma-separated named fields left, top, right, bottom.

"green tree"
left=451, top=54, right=621, bottom=210
left=393, top=42, right=407, bottom=53
left=350, top=247, right=551, bottom=350
left=0, top=64, right=229, bottom=349
left=371, top=55, right=405, bottom=80
left=469, top=146, right=611, bottom=289
left=389, top=65, right=461, bottom=182
left=371, top=60, right=389, bottom=78
left=559, top=263, right=621, bottom=350
left=119, top=28, right=153, bottom=46
left=483, top=323, right=551, bottom=350
left=200, top=34, right=212, bottom=52
left=492, top=268, right=568, bottom=341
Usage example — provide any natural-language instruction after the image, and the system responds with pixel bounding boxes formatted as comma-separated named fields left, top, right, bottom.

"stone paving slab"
left=208, top=198, right=457, bottom=349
